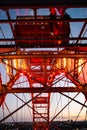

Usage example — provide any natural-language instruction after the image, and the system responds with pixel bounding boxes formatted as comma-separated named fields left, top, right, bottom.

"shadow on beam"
left=0, top=87, right=87, bottom=94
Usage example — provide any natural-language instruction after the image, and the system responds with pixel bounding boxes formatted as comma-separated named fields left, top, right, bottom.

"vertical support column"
left=27, top=58, right=51, bottom=130
left=74, top=58, right=78, bottom=79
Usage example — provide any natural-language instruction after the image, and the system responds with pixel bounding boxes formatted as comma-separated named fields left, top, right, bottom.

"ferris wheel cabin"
left=14, top=9, right=70, bottom=48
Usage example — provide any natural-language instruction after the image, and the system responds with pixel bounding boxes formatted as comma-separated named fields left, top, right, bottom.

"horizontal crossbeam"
left=0, top=37, right=87, bottom=42
left=0, top=18, right=87, bottom=23
left=0, top=0, right=87, bottom=9
left=0, top=87, right=87, bottom=94
left=0, top=53, right=87, bottom=59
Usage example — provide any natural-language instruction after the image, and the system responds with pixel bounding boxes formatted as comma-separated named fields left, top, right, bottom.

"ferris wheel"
left=0, top=2, right=87, bottom=129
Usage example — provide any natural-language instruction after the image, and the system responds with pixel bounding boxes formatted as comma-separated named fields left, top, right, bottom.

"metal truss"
left=0, top=5, right=87, bottom=130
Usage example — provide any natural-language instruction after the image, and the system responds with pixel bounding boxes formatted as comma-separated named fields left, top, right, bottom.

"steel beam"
left=6, top=10, right=15, bottom=37
left=0, top=87, right=87, bottom=94
left=0, top=18, right=87, bottom=23
left=0, top=0, right=87, bottom=9
left=75, top=22, right=87, bottom=44
left=0, top=44, right=87, bottom=47
left=0, top=53, right=87, bottom=59
left=0, top=37, right=87, bottom=42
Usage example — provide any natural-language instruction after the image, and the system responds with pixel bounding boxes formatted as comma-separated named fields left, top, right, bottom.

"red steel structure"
left=0, top=2, right=87, bottom=130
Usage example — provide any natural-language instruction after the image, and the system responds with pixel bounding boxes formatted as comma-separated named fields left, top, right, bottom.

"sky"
left=0, top=8, right=87, bottom=123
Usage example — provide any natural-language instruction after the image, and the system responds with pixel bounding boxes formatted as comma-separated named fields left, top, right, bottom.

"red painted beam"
left=0, top=87, right=87, bottom=94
